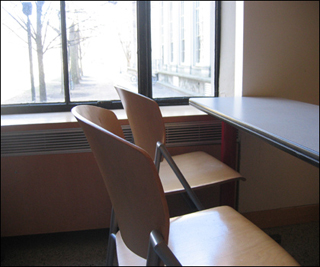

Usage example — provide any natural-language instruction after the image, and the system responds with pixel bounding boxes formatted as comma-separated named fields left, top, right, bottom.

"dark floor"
left=263, top=221, right=319, bottom=266
left=1, top=221, right=319, bottom=266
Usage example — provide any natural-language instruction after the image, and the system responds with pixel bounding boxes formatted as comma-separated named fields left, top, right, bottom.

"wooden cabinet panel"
left=1, top=153, right=111, bottom=237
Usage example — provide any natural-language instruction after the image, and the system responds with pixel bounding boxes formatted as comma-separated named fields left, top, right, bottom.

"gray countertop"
left=190, top=97, right=319, bottom=167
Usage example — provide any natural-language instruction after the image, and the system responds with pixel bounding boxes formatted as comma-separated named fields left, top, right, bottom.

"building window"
left=1, top=1, right=219, bottom=114
left=151, top=1, right=215, bottom=98
left=195, top=1, right=201, bottom=64
left=180, top=1, right=185, bottom=64
left=169, top=2, right=174, bottom=63
left=161, top=2, right=164, bottom=66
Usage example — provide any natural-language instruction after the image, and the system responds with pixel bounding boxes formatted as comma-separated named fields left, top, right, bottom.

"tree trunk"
left=27, top=16, right=36, bottom=101
left=69, top=23, right=81, bottom=85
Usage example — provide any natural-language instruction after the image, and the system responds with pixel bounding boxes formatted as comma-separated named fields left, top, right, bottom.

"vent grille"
left=165, top=121, right=221, bottom=147
left=1, top=128, right=90, bottom=157
left=1, top=121, right=221, bottom=157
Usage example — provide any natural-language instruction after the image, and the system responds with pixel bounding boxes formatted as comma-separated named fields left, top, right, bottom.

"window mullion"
left=137, top=1, right=152, bottom=98
left=214, top=1, right=221, bottom=97
left=60, top=1, right=70, bottom=104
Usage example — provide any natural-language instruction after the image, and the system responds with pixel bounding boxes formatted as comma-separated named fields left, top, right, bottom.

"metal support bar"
left=106, top=208, right=119, bottom=266
left=220, top=122, right=238, bottom=209
left=154, top=142, right=204, bottom=211
left=147, top=230, right=181, bottom=266
left=154, top=143, right=162, bottom=172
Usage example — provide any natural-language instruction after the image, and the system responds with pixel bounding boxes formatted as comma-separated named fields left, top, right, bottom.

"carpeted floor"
left=1, top=221, right=319, bottom=266
left=263, top=221, right=319, bottom=266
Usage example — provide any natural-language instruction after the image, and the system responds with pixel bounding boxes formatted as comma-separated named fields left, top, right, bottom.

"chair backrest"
left=72, top=105, right=125, bottom=139
left=72, top=105, right=170, bottom=259
left=115, top=86, right=166, bottom=161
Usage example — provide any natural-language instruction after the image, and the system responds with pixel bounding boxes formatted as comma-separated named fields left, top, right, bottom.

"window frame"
left=1, top=1, right=221, bottom=115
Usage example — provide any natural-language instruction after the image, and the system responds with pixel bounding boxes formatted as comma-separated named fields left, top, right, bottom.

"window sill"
left=1, top=105, right=209, bottom=130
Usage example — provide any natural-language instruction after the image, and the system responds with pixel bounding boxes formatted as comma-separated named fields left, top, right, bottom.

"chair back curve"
left=115, top=86, right=166, bottom=161
left=72, top=105, right=125, bottom=139
left=72, top=105, right=170, bottom=259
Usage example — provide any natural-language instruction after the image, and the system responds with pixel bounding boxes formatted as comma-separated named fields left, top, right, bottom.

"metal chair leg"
left=106, top=208, right=118, bottom=266
left=155, top=142, right=204, bottom=211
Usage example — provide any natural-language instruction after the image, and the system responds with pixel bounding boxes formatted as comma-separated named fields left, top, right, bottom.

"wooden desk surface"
left=190, top=97, right=319, bottom=167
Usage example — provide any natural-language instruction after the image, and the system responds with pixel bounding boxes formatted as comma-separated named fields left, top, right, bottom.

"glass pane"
left=1, top=1, right=64, bottom=105
left=151, top=1, right=215, bottom=98
left=66, top=1, right=137, bottom=102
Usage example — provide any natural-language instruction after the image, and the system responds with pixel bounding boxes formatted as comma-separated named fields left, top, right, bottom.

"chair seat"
left=116, top=206, right=299, bottom=266
left=159, top=151, right=245, bottom=194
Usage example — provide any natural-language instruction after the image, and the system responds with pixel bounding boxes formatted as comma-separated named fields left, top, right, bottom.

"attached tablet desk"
left=190, top=97, right=319, bottom=168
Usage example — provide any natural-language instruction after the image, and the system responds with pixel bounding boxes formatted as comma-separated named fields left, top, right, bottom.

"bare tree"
left=2, top=1, right=133, bottom=102
left=2, top=1, right=59, bottom=102
left=22, top=2, right=36, bottom=101
left=1, top=1, right=91, bottom=101
left=35, top=1, right=46, bottom=101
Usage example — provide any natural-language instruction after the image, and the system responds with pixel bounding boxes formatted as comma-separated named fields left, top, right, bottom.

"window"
left=180, top=1, right=185, bottom=64
left=195, top=1, right=201, bottom=64
left=151, top=1, right=215, bottom=98
left=169, top=2, right=174, bottom=63
left=1, top=1, right=220, bottom=114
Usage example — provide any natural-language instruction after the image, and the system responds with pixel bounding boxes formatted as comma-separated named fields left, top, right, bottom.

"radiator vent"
left=165, top=121, right=221, bottom=147
left=1, top=121, right=221, bottom=157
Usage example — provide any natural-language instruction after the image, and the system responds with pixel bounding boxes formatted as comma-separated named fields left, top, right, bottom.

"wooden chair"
left=72, top=106, right=299, bottom=266
left=115, top=86, right=245, bottom=210
left=72, top=105, right=212, bottom=264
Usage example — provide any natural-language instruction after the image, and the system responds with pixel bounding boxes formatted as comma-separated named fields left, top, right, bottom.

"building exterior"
left=151, top=1, right=214, bottom=96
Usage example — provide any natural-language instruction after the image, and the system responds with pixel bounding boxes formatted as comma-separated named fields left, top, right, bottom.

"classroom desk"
left=189, top=97, right=319, bottom=168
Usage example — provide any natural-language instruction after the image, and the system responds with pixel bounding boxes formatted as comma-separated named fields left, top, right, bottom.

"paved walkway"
left=4, top=73, right=189, bottom=105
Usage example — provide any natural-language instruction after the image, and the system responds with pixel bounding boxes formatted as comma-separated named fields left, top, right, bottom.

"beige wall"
left=242, top=1, right=319, bottom=104
left=239, top=131, right=319, bottom=213
left=219, top=2, right=236, bottom=97
left=238, top=1, right=319, bottom=213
